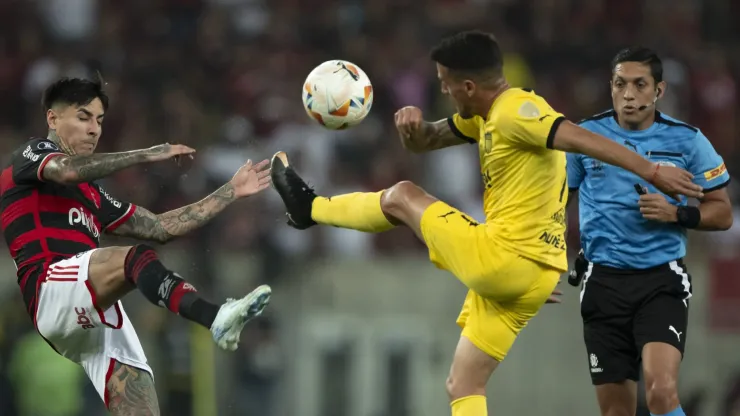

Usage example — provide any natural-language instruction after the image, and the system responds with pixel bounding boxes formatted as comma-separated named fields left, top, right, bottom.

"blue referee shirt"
left=567, top=110, right=731, bottom=269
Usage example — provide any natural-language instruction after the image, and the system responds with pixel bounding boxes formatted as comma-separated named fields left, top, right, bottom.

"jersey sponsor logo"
left=75, top=307, right=95, bottom=329
left=656, top=161, right=676, bottom=167
left=37, top=141, right=59, bottom=151
left=22, top=146, right=40, bottom=162
left=98, top=187, right=122, bottom=208
left=703, top=163, right=726, bottom=181
left=68, top=207, right=100, bottom=238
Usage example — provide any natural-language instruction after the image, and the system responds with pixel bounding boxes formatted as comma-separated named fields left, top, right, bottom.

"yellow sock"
left=451, top=395, right=487, bottom=416
left=311, top=191, right=394, bottom=232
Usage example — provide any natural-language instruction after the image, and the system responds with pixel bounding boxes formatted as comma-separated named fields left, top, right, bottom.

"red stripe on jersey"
left=50, top=265, right=80, bottom=271
left=0, top=167, right=14, bottom=195
left=0, top=198, right=29, bottom=231
left=105, top=204, right=136, bottom=232
left=23, top=190, right=54, bottom=305
left=2, top=193, right=102, bottom=232
left=47, top=271, right=78, bottom=276
left=18, top=266, right=39, bottom=296
left=9, top=228, right=97, bottom=257
left=84, top=183, right=101, bottom=209
left=36, top=153, right=65, bottom=182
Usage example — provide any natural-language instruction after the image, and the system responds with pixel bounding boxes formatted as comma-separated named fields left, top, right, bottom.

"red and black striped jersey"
left=0, top=138, right=137, bottom=316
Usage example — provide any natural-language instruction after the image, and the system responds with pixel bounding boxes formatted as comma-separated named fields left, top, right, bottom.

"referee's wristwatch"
left=568, top=249, right=588, bottom=287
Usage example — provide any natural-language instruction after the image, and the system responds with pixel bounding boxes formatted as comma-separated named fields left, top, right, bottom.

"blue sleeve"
left=567, top=152, right=584, bottom=190
left=687, top=131, right=730, bottom=192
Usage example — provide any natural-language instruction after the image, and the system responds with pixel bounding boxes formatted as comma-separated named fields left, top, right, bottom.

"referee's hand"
left=545, top=282, right=563, bottom=304
left=649, top=164, right=704, bottom=200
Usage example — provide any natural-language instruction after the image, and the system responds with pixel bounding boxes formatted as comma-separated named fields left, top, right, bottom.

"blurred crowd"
left=1, top=0, right=740, bottom=415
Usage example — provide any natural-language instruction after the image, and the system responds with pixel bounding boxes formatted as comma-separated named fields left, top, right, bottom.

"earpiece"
left=638, top=88, right=660, bottom=111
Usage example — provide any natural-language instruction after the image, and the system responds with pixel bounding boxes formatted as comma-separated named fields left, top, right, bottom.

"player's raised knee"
left=380, top=181, right=424, bottom=212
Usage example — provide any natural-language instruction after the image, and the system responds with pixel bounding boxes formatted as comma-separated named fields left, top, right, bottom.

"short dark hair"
left=430, top=30, right=503, bottom=73
left=42, top=77, right=109, bottom=113
left=611, top=47, right=663, bottom=83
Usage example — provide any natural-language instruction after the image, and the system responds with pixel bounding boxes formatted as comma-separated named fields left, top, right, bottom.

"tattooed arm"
left=112, top=183, right=236, bottom=244
left=42, top=143, right=195, bottom=185
left=110, top=159, right=270, bottom=243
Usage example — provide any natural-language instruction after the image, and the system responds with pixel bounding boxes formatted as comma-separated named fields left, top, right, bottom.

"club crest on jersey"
left=68, top=207, right=100, bottom=238
left=518, top=101, right=541, bottom=118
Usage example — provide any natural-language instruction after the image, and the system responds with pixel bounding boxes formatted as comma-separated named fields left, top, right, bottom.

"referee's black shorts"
left=579, top=259, right=691, bottom=385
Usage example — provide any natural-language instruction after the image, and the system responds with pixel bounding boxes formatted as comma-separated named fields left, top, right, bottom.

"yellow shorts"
left=420, top=201, right=560, bottom=361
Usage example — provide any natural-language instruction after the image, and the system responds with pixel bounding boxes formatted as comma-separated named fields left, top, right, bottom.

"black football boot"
left=270, top=151, right=318, bottom=230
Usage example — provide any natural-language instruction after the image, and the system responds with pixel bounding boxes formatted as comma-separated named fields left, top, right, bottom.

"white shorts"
left=35, top=249, right=153, bottom=406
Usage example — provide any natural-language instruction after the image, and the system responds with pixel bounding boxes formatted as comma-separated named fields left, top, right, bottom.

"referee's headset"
left=638, top=87, right=661, bottom=111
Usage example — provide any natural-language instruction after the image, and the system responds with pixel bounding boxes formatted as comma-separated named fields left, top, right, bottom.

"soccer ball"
left=302, top=60, right=374, bottom=130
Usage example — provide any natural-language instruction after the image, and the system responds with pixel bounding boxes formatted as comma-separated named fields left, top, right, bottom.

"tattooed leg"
left=106, top=361, right=160, bottom=416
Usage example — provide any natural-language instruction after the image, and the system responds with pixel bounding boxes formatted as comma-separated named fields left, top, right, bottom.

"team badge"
left=518, top=101, right=540, bottom=118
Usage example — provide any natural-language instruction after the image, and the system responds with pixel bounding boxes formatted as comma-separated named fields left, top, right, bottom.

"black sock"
left=124, top=245, right=220, bottom=329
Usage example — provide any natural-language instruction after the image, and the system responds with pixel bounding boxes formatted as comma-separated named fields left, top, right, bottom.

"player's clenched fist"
left=395, top=106, right=424, bottom=144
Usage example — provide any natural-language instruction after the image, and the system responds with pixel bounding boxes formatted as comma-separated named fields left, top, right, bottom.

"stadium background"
left=1, top=0, right=740, bottom=415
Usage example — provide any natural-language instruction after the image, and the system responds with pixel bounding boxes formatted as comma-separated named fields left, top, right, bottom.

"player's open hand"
left=145, top=143, right=196, bottom=163
left=230, top=159, right=271, bottom=198
left=395, top=106, right=424, bottom=143
left=638, top=192, right=679, bottom=223
left=649, top=164, right=704, bottom=201
left=545, top=282, right=563, bottom=304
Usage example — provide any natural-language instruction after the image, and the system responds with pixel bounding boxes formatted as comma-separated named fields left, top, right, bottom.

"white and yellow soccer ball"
left=301, top=60, right=374, bottom=130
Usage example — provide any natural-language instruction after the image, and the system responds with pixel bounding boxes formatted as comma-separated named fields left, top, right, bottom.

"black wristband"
left=676, top=205, right=701, bottom=229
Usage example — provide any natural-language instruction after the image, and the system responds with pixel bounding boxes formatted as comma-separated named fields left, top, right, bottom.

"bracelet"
left=676, top=205, right=701, bottom=229
left=649, top=164, right=661, bottom=184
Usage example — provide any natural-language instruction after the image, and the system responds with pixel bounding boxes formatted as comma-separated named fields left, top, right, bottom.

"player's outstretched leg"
left=89, top=245, right=271, bottom=351
left=122, top=245, right=271, bottom=351
left=271, top=151, right=436, bottom=238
